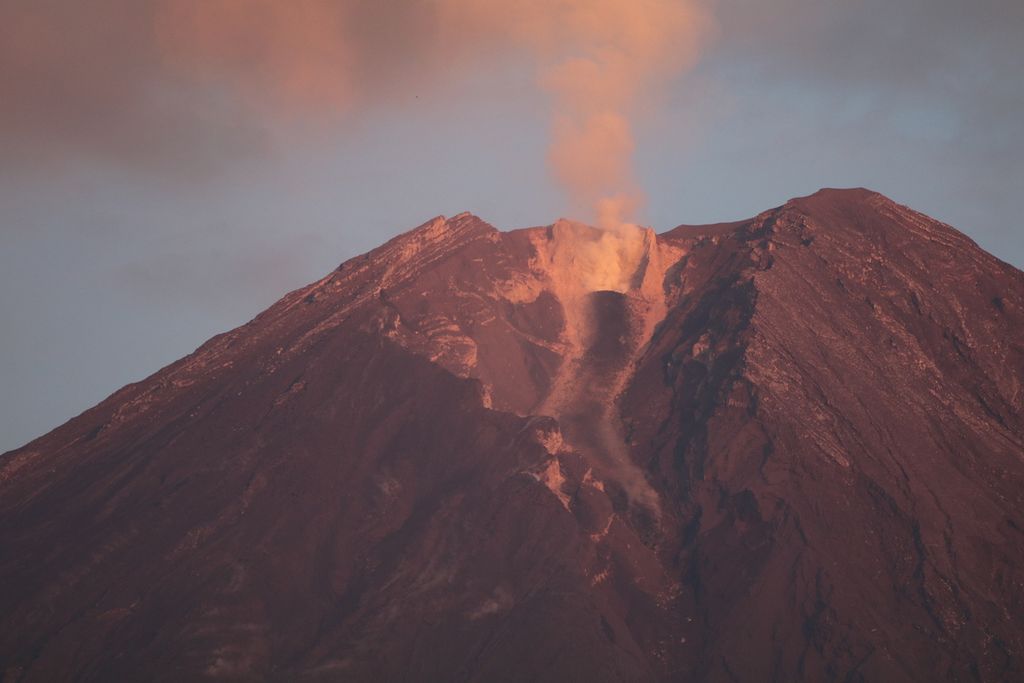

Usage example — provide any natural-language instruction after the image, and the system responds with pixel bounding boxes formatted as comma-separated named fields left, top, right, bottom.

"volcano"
left=1, top=189, right=1023, bottom=681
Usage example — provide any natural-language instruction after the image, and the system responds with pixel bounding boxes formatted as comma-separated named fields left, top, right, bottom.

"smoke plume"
left=434, top=0, right=713, bottom=226
left=1, top=0, right=711, bottom=223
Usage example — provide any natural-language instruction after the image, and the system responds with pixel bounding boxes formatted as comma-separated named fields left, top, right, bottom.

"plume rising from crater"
left=522, top=219, right=683, bottom=514
left=2, top=0, right=712, bottom=210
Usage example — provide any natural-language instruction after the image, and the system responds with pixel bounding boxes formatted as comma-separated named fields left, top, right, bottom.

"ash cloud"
left=2, top=0, right=1019, bottom=226
left=0, top=0, right=711, bottom=223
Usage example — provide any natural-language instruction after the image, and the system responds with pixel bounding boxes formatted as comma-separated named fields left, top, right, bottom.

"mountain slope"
left=627, top=189, right=1024, bottom=680
left=1, top=189, right=1022, bottom=681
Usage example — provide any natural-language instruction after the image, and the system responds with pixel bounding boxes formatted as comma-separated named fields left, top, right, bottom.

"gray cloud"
left=708, top=0, right=1024, bottom=158
left=0, top=1, right=460, bottom=175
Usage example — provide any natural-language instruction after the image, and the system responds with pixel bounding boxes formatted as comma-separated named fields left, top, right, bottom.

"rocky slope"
left=1, top=189, right=1022, bottom=681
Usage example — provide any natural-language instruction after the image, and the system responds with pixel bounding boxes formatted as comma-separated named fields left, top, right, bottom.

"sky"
left=1, top=0, right=1022, bottom=453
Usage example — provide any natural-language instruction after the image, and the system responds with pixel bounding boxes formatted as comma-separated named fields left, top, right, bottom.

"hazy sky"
left=2, top=0, right=1022, bottom=452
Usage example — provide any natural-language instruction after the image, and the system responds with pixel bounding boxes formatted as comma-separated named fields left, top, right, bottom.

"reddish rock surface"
left=1, top=189, right=1022, bottom=681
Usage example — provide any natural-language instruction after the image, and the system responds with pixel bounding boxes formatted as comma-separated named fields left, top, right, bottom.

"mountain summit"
left=2, top=189, right=1023, bottom=681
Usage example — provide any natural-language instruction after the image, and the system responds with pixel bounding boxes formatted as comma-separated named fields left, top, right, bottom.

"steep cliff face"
left=1, top=189, right=1022, bottom=681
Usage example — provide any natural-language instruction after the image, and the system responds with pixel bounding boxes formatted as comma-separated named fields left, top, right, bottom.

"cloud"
left=706, top=0, right=1024, bottom=139
left=0, top=0, right=712, bottom=224
left=0, top=1, right=270, bottom=174
left=6, top=0, right=1016, bottom=229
